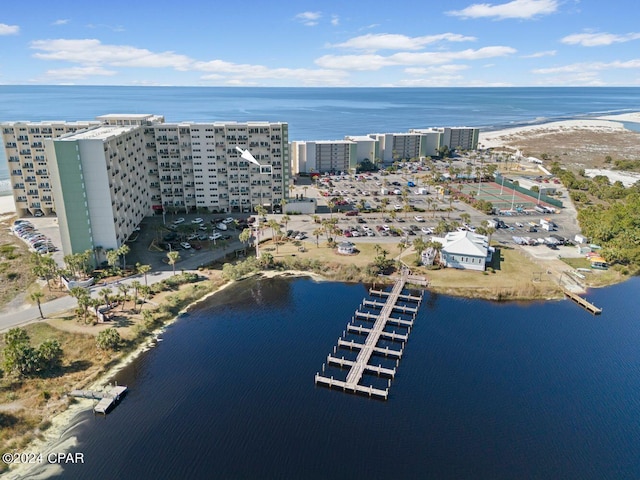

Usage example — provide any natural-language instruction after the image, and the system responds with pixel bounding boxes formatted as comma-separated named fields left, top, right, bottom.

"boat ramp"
left=314, top=268, right=427, bottom=400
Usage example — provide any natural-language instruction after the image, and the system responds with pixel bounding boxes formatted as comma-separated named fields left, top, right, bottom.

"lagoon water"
left=43, top=275, right=640, bottom=480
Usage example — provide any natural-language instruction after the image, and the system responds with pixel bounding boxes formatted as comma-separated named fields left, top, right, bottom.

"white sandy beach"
left=0, top=194, right=16, bottom=215
left=0, top=195, right=16, bottom=219
left=478, top=115, right=636, bottom=150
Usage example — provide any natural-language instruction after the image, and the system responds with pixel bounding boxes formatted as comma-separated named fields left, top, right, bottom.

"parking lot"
left=288, top=159, right=581, bottom=250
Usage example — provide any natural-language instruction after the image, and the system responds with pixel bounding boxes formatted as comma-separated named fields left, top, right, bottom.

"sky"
left=1, top=0, right=639, bottom=87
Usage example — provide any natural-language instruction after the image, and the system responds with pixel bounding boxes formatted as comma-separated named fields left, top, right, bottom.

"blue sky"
left=1, top=0, right=639, bottom=87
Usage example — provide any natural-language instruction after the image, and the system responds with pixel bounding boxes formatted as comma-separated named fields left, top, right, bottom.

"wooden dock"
left=563, top=289, right=602, bottom=315
left=315, top=268, right=427, bottom=400
left=69, top=385, right=128, bottom=414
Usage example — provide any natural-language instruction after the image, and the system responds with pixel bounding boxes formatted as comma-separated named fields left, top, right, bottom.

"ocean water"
left=2, top=85, right=640, bottom=193
left=37, top=275, right=640, bottom=480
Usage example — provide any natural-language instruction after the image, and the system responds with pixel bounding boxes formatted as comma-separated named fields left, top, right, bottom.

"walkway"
left=314, top=268, right=427, bottom=400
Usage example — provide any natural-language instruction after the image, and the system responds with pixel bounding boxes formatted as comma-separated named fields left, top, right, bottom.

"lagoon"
left=45, top=275, right=640, bottom=480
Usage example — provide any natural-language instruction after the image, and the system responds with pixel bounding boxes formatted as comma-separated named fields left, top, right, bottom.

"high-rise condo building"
left=2, top=114, right=290, bottom=258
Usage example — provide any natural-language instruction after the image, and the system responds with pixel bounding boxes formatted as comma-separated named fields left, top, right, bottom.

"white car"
left=216, top=223, right=228, bottom=231
left=191, top=217, right=204, bottom=224
left=173, top=218, right=185, bottom=224
left=209, top=233, right=222, bottom=241
left=382, top=224, right=390, bottom=231
left=414, top=215, right=425, bottom=222
left=421, top=226, right=433, bottom=234
left=222, top=217, right=235, bottom=224
left=394, top=204, right=402, bottom=211
left=180, top=242, right=191, bottom=249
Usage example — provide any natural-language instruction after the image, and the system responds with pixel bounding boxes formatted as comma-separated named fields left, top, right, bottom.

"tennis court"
left=454, top=181, right=551, bottom=210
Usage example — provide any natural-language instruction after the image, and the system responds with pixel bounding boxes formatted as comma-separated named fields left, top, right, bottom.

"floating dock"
left=315, top=268, right=427, bottom=400
left=69, top=385, right=128, bottom=414
left=563, top=289, right=602, bottom=315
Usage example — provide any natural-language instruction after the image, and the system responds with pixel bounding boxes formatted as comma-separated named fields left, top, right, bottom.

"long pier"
left=315, top=268, right=427, bottom=400
left=69, top=385, right=128, bottom=414
left=563, top=289, right=602, bottom=315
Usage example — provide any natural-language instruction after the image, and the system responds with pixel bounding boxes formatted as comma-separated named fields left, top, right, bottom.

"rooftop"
left=58, top=125, right=138, bottom=141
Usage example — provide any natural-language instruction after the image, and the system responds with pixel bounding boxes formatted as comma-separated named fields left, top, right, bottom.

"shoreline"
left=478, top=111, right=640, bottom=150
left=3, top=269, right=322, bottom=478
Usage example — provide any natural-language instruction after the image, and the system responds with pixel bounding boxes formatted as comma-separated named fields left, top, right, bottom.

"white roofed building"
left=432, top=230, right=493, bottom=271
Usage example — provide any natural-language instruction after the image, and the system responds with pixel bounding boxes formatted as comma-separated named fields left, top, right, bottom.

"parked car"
left=216, top=223, right=228, bottom=231
left=222, top=217, right=235, bottom=224
left=421, top=226, right=433, bottom=234
left=414, top=215, right=425, bottom=222
left=191, top=217, right=204, bottom=224
left=209, top=233, right=222, bottom=241
left=180, top=242, right=192, bottom=249
left=173, top=218, right=185, bottom=224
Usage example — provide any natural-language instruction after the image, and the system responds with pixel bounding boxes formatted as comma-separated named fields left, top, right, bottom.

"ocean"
left=2, top=85, right=640, bottom=194
left=36, top=275, right=640, bottom=480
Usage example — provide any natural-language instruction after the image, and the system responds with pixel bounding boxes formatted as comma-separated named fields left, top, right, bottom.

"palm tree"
left=380, top=197, right=390, bottom=220
left=167, top=251, right=180, bottom=276
left=267, top=219, right=282, bottom=253
left=130, top=280, right=142, bottom=313
left=106, top=249, right=120, bottom=274
left=101, top=287, right=113, bottom=308
left=327, top=200, right=335, bottom=220
left=140, top=285, right=151, bottom=306
left=282, top=215, right=290, bottom=231
left=30, top=291, right=45, bottom=319
left=118, top=283, right=130, bottom=311
left=118, top=244, right=130, bottom=272
left=312, top=227, right=323, bottom=247
left=136, top=263, right=152, bottom=286
left=69, top=286, right=90, bottom=323
left=239, top=227, right=252, bottom=253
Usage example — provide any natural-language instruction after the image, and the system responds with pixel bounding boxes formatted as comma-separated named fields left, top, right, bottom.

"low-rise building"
left=432, top=231, right=493, bottom=271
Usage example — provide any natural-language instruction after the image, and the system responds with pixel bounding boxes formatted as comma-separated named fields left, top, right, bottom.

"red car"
left=345, top=210, right=359, bottom=216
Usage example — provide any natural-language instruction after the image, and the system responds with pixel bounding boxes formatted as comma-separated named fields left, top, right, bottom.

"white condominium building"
left=148, top=121, right=289, bottom=214
left=410, top=127, right=480, bottom=153
left=2, top=119, right=101, bottom=216
left=2, top=114, right=290, bottom=259
left=292, top=127, right=481, bottom=174
left=291, top=139, right=357, bottom=175
left=44, top=123, right=152, bottom=257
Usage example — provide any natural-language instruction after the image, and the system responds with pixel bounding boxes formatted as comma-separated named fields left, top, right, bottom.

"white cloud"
left=447, top=0, right=558, bottom=20
left=331, top=15, right=340, bottom=26
left=396, top=75, right=466, bottom=87
left=28, top=37, right=349, bottom=86
left=42, top=66, right=117, bottom=80
left=195, top=59, right=348, bottom=86
left=52, top=19, right=70, bottom=26
left=30, top=39, right=193, bottom=69
left=330, top=33, right=476, bottom=52
left=316, top=46, right=516, bottom=70
left=294, top=11, right=322, bottom=26
left=404, top=65, right=470, bottom=75
left=522, top=50, right=556, bottom=58
left=533, top=59, right=640, bottom=74
left=561, top=32, right=640, bottom=47
left=0, top=23, right=20, bottom=35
